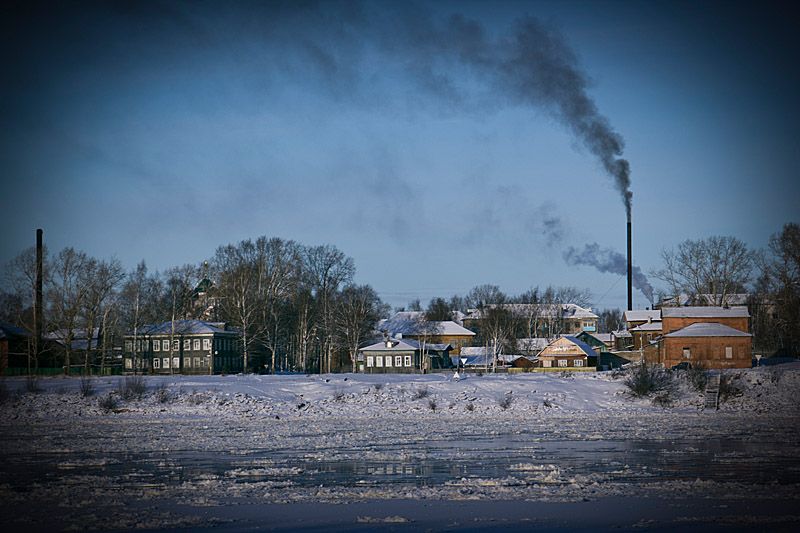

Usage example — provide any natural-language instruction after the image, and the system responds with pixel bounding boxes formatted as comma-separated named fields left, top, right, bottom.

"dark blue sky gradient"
left=1, top=0, right=797, bottom=311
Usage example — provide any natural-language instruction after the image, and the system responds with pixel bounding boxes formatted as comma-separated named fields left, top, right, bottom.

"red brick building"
left=646, top=307, right=752, bottom=369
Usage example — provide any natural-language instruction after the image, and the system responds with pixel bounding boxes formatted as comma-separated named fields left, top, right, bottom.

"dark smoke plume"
left=563, top=243, right=653, bottom=303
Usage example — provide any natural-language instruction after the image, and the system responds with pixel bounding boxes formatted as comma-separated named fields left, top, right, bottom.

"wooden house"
left=377, top=314, right=475, bottom=357
left=537, top=336, right=598, bottom=371
left=358, top=337, right=452, bottom=374
left=123, top=319, right=242, bottom=374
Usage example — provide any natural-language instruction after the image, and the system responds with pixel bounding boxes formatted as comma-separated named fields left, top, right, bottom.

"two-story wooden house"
left=123, top=319, right=242, bottom=374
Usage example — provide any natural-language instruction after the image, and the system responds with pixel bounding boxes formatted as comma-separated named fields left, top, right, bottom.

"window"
left=173, top=357, right=179, bottom=369
left=153, top=340, right=160, bottom=352
left=193, top=357, right=200, bottom=368
left=385, top=355, right=392, bottom=367
left=395, top=356, right=402, bottom=367
left=450, top=339, right=458, bottom=350
left=366, top=356, right=374, bottom=368
left=558, top=359, right=568, bottom=367
left=683, top=348, right=691, bottom=359
left=184, top=357, right=191, bottom=368
left=125, top=358, right=132, bottom=369
left=184, top=339, right=191, bottom=351
left=173, top=340, right=180, bottom=351
left=543, top=360, right=552, bottom=368
left=726, top=347, right=733, bottom=359
left=403, top=355, right=412, bottom=367
left=203, top=338, right=211, bottom=350
left=125, top=340, right=132, bottom=352
left=376, top=356, right=383, bottom=367
left=575, top=359, right=584, bottom=367
left=163, top=358, right=170, bottom=369
left=153, top=358, right=160, bottom=369
left=193, top=339, right=201, bottom=351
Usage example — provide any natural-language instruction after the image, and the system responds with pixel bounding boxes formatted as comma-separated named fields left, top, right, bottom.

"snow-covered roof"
left=663, top=322, right=751, bottom=338
left=376, top=318, right=475, bottom=337
left=44, top=328, right=100, bottom=350
left=623, top=310, right=661, bottom=323
left=465, top=303, right=598, bottom=321
left=661, top=306, right=749, bottom=319
left=129, top=320, right=236, bottom=336
left=591, top=333, right=613, bottom=343
left=451, top=347, right=516, bottom=366
left=360, top=338, right=450, bottom=353
left=630, top=322, right=663, bottom=332
left=539, top=336, right=598, bottom=358
left=660, top=293, right=751, bottom=307
left=612, top=329, right=632, bottom=338
left=0, top=322, right=33, bottom=340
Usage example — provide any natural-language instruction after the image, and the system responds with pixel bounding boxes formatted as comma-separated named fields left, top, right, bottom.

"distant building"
left=377, top=313, right=475, bottom=357
left=1, top=322, right=32, bottom=375
left=358, top=336, right=452, bottom=374
left=537, top=336, right=598, bottom=371
left=123, top=320, right=242, bottom=374
left=463, top=303, right=599, bottom=338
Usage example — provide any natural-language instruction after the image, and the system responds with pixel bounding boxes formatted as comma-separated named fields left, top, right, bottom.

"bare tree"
left=334, top=284, right=387, bottom=372
left=467, top=285, right=512, bottom=372
left=47, top=248, right=95, bottom=375
left=161, top=264, right=199, bottom=374
left=213, top=240, right=263, bottom=374
left=652, top=236, right=755, bottom=306
left=755, top=223, right=800, bottom=357
left=304, top=245, right=355, bottom=373
left=81, top=258, right=125, bottom=374
left=121, top=261, right=161, bottom=374
left=1, top=246, right=49, bottom=371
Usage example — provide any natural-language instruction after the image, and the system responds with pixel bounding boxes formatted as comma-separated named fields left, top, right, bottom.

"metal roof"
left=661, top=306, right=749, bottom=319
left=663, top=322, right=751, bottom=338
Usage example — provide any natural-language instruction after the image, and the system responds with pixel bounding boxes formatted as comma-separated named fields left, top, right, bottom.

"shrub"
left=413, top=386, right=429, bottom=400
left=373, top=383, right=383, bottom=392
left=428, top=398, right=437, bottom=412
left=769, top=368, right=783, bottom=384
left=624, top=362, right=672, bottom=398
left=80, top=376, right=95, bottom=398
left=333, top=389, right=345, bottom=402
left=542, top=399, right=552, bottom=408
left=686, top=363, right=709, bottom=392
left=465, top=402, right=474, bottom=412
left=118, top=375, right=146, bottom=401
left=719, top=373, right=743, bottom=403
left=155, top=381, right=171, bottom=404
left=25, top=375, right=40, bottom=394
left=188, top=388, right=208, bottom=405
left=499, top=394, right=513, bottom=410
left=99, top=393, right=118, bottom=412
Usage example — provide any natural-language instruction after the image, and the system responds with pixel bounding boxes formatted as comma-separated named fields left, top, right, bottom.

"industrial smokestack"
left=36, top=229, right=43, bottom=366
left=627, top=221, right=632, bottom=311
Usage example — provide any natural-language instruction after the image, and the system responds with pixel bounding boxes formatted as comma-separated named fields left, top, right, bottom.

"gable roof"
left=376, top=318, right=475, bottom=337
left=663, top=322, right=752, bottom=338
left=630, top=321, right=663, bottom=332
left=623, top=310, right=661, bottom=323
left=360, top=337, right=450, bottom=353
left=0, top=322, right=33, bottom=340
left=661, top=306, right=749, bottom=319
left=128, top=320, right=235, bottom=336
left=539, top=336, right=598, bottom=357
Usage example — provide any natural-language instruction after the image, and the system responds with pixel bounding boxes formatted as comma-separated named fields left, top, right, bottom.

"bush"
left=80, top=376, right=95, bottom=397
left=624, top=362, right=672, bottom=398
left=25, top=375, right=40, bottom=394
left=465, top=402, right=474, bottom=412
left=155, top=381, right=171, bottom=404
left=333, top=389, right=345, bottom=402
left=373, top=383, right=383, bottom=391
left=719, top=373, right=743, bottom=403
left=499, top=394, right=513, bottom=410
left=686, top=363, right=709, bottom=392
left=99, top=393, right=118, bottom=412
left=413, top=386, right=429, bottom=400
left=118, top=375, right=146, bottom=401
left=428, top=398, right=437, bottom=412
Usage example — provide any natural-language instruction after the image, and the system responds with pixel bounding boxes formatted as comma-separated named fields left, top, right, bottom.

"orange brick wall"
left=663, top=336, right=751, bottom=369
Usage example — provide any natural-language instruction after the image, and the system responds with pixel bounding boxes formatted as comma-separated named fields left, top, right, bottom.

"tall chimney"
left=35, top=229, right=43, bottom=364
left=627, top=221, right=632, bottom=311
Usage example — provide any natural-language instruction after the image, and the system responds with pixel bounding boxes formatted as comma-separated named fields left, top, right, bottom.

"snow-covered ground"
left=1, top=363, right=799, bottom=531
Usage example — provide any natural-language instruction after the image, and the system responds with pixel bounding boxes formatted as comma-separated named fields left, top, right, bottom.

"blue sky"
left=1, top=0, right=797, bottom=312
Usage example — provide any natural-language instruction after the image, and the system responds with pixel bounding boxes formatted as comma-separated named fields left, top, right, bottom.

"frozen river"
left=1, top=371, right=799, bottom=530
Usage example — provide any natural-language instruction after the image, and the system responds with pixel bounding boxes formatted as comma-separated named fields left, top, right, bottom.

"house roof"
left=464, top=303, right=598, bottom=321
left=44, top=328, right=100, bottom=350
left=0, top=322, right=33, bottom=340
left=128, top=320, right=235, bottom=336
left=516, top=338, right=549, bottom=351
left=660, top=293, right=751, bottom=307
left=376, top=318, right=475, bottom=337
left=663, top=322, right=751, bottom=338
left=360, top=337, right=450, bottom=353
left=539, top=336, right=598, bottom=357
left=630, top=322, right=663, bottom=332
left=661, top=306, right=749, bottom=319
left=452, top=346, right=517, bottom=366
left=612, top=329, right=632, bottom=338
left=623, top=310, right=661, bottom=322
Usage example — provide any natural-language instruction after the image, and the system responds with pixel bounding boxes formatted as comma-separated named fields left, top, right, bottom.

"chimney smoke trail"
left=563, top=242, right=654, bottom=304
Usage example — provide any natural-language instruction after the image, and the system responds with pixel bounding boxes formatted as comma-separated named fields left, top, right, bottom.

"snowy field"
left=1, top=363, right=799, bottom=531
